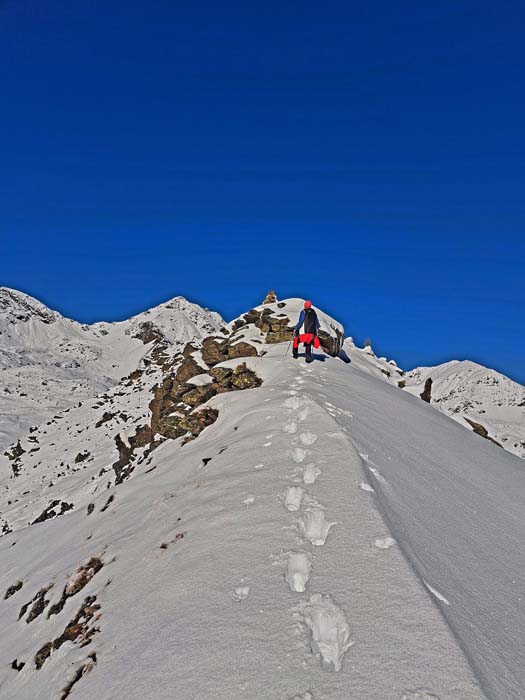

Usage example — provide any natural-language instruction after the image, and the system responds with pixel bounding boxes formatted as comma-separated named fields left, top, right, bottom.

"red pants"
left=293, top=333, right=320, bottom=349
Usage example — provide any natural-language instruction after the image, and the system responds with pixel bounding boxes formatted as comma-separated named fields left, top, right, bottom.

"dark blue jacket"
left=295, top=308, right=320, bottom=334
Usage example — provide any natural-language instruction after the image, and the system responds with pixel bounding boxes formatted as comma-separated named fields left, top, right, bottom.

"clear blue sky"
left=1, top=1, right=523, bottom=382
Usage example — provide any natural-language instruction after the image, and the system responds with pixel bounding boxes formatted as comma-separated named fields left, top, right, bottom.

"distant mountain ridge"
left=0, top=287, right=224, bottom=450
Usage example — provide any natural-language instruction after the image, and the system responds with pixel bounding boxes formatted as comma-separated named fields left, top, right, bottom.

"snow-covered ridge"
left=0, top=294, right=493, bottom=700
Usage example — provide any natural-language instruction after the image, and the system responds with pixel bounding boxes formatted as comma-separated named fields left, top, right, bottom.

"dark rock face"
left=464, top=418, right=503, bottom=448
left=132, top=321, right=164, bottom=344
left=32, top=501, right=73, bottom=525
left=4, top=440, right=25, bottom=477
left=318, top=328, right=344, bottom=357
left=227, top=341, right=258, bottom=359
left=35, top=595, right=101, bottom=670
left=175, top=356, right=205, bottom=383
left=262, top=290, right=278, bottom=304
left=421, top=378, right=433, bottom=403
left=237, top=307, right=295, bottom=344
left=4, top=580, right=23, bottom=600
left=95, top=412, right=114, bottom=428
left=19, top=585, right=53, bottom=623
left=229, top=363, right=262, bottom=390
left=48, top=557, right=104, bottom=618
left=112, top=424, right=153, bottom=485
left=201, top=337, right=258, bottom=367
left=151, top=358, right=261, bottom=443
left=201, top=338, right=224, bottom=367
left=182, top=384, right=217, bottom=408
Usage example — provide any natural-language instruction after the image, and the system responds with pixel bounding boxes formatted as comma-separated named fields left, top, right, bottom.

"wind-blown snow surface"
left=342, top=339, right=525, bottom=462
left=0, top=287, right=223, bottom=450
left=403, top=361, right=525, bottom=459
left=0, top=296, right=521, bottom=700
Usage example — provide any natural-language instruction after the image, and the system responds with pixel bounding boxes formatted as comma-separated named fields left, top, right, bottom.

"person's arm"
left=315, top=313, right=321, bottom=333
left=295, top=310, right=305, bottom=332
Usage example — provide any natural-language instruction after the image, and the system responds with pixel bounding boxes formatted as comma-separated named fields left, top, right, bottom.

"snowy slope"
left=341, top=339, right=525, bottom=461
left=403, top=361, right=525, bottom=459
left=0, top=288, right=224, bottom=450
left=2, top=296, right=514, bottom=700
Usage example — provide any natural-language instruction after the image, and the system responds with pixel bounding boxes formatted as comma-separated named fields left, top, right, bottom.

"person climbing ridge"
left=293, top=300, right=321, bottom=363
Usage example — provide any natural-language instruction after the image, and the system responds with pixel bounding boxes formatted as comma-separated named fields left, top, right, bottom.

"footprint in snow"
left=290, top=447, right=309, bottom=463
left=283, top=421, right=298, bottom=434
left=373, top=536, right=396, bottom=549
left=297, top=407, right=310, bottom=422
left=299, top=431, right=318, bottom=446
left=289, top=693, right=314, bottom=700
left=295, top=593, right=352, bottom=672
left=299, top=506, right=336, bottom=546
left=302, top=464, right=321, bottom=484
left=231, top=586, right=250, bottom=602
left=283, top=486, right=304, bottom=511
left=285, top=552, right=311, bottom=592
left=284, top=396, right=304, bottom=411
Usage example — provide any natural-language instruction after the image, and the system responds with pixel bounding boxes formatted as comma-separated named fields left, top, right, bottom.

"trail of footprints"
left=233, top=367, right=433, bottom=698
left=280, top=373, right=351, bottom=677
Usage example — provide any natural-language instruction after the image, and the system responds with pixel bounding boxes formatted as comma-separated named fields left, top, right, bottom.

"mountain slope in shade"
left=0, top=288, right=224, bottom=451
left=403, top=360, right=525, bottom=459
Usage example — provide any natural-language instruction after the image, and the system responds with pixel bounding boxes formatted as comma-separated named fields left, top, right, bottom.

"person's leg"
left=305, top=342, right=313, bottom=363
left=292, top=335, right=299, bottom=359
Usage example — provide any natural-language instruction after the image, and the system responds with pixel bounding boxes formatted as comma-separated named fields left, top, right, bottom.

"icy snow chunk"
left=285, top=552, right=311, bottom=592
left=299, top=593, right=352, bottom=672
left=359, top=481, right=375, bottom=493
left=186, top=374, right=213, bottom=386
left=231, top=586, right=250, bottom=602
left=373, top=536, right=396, bottom=549
left=283, top=420, right=298, bottom=434
left=299, top=506, right=336, bottom=546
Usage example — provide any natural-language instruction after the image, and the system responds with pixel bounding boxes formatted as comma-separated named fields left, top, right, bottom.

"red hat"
left=304, top=300, right=312, bottom=309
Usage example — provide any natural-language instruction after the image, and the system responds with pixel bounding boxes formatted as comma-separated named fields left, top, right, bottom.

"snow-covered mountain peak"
left=122, top=295, right=225, bottom=345
left=0, top=287, right=58, bottom=326
left=404, top=359, right=525, bottom=458
left=0, top=289, right=225, bottom=451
